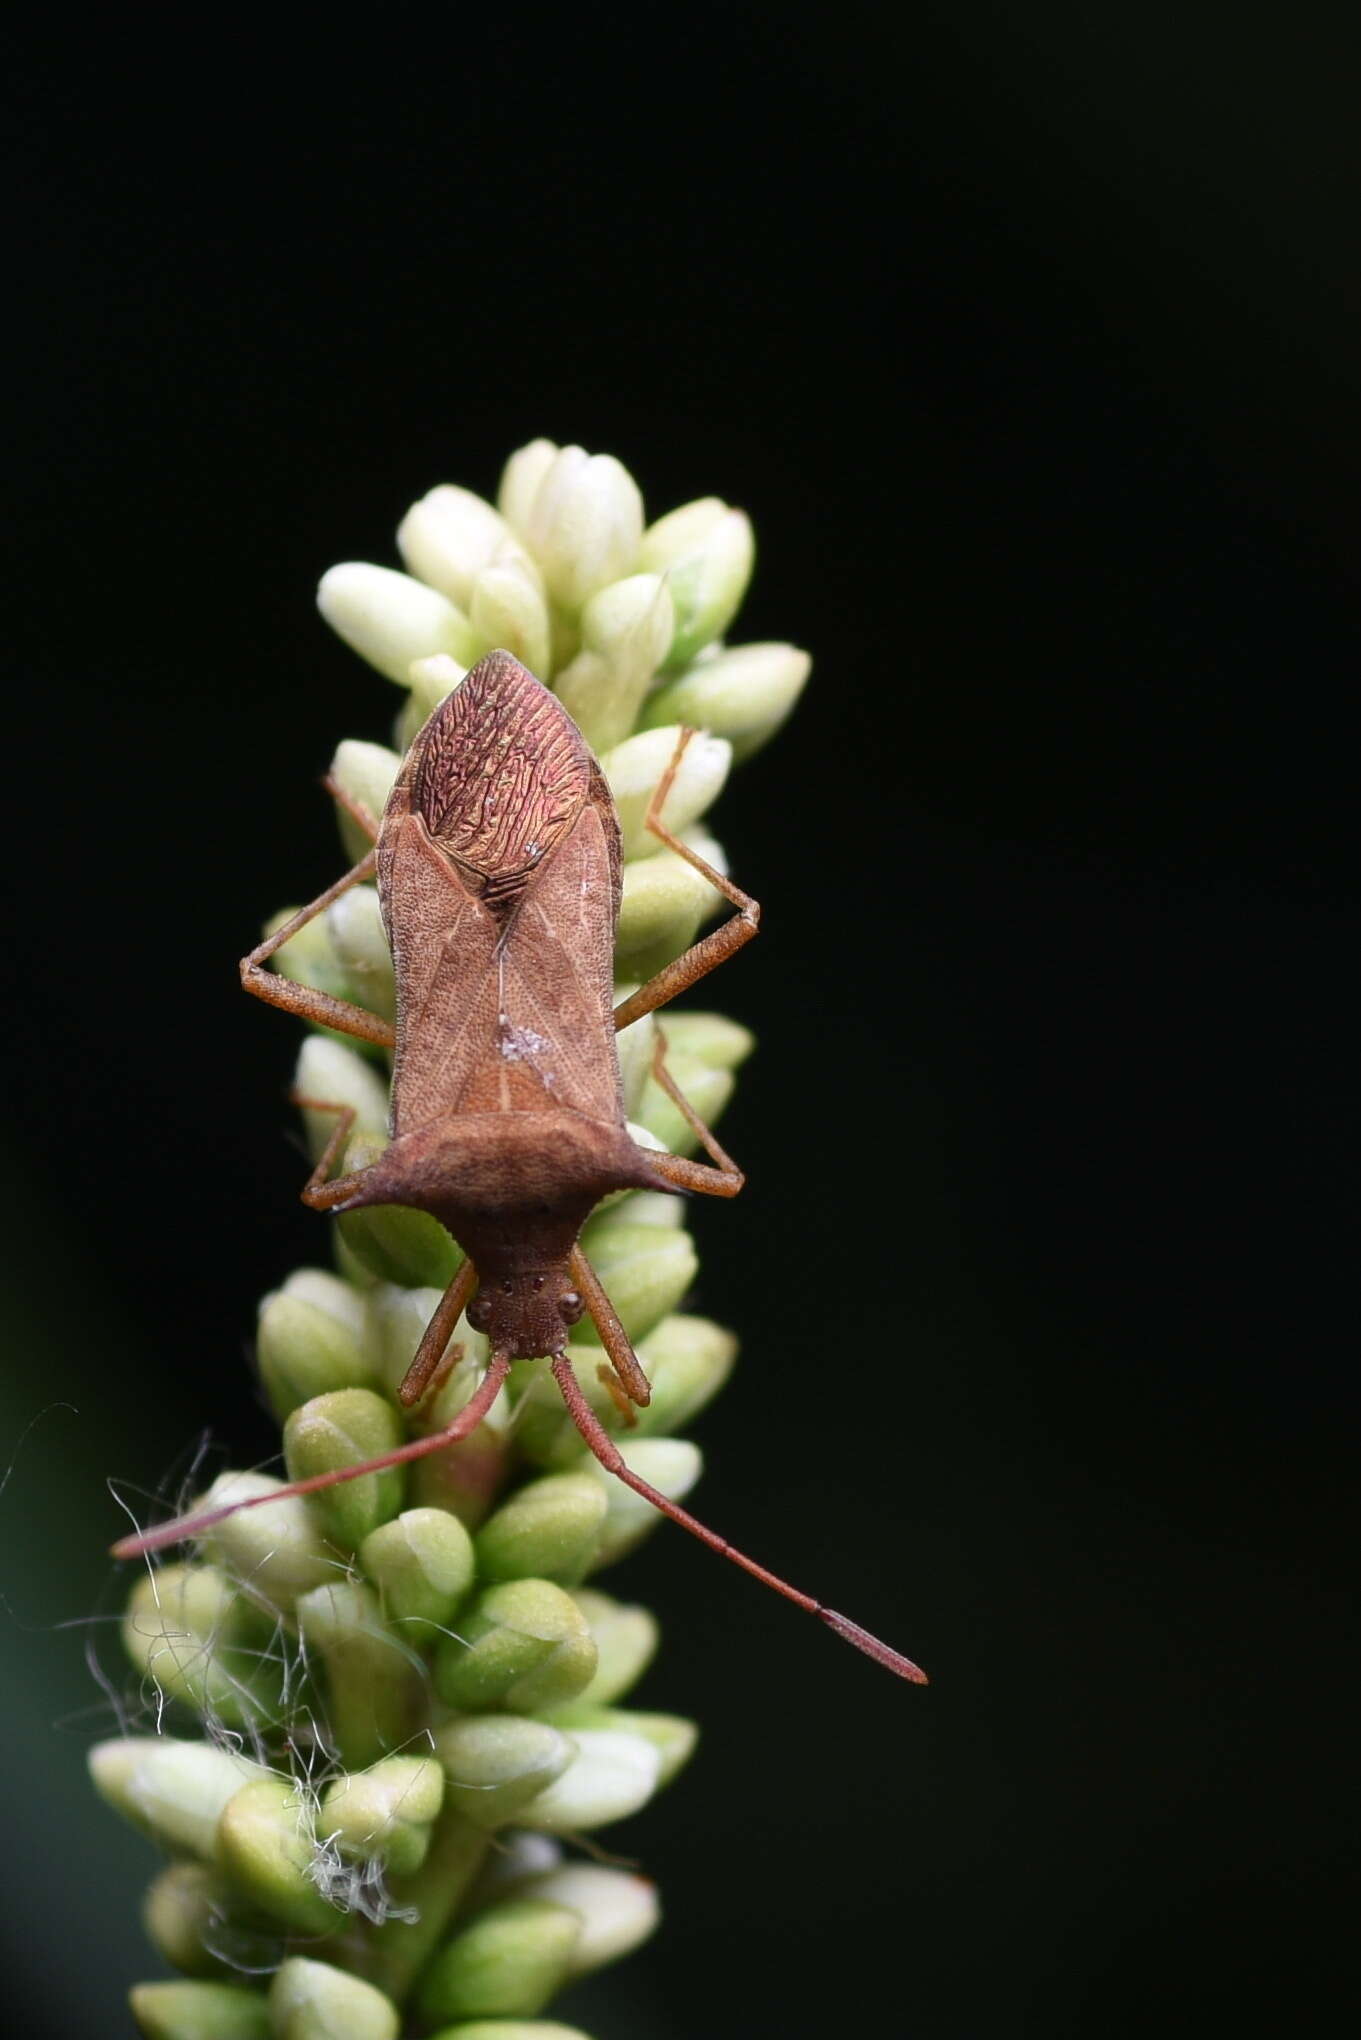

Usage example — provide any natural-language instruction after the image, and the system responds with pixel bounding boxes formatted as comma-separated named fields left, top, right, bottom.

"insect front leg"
left=241, top=846, right=396, bottom=1051
left=397, top=1260, right=480, bottom=1407
left=611, top=729, right=761, bottom=1034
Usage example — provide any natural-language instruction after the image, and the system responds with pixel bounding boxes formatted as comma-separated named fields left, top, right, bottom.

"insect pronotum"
left=114, top=649, right=926, bottom=1683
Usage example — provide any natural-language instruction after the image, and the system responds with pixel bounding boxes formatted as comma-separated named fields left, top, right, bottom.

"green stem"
left=351, top=1802, right=490, bottom=2005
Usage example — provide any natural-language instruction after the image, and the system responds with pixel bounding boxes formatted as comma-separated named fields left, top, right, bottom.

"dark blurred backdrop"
left=3, top=8, right=1356, bottom=2036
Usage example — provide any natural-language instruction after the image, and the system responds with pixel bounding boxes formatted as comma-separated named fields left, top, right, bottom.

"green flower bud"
left=335, top=1134, right=463, bottom=1289
left=214, top=1777, right=339, bottom=1936
left=319, top=1756, right=444, bottom=1879
left=129, top=1979, right=269, bottom=2040
left=122, top=1564, right=286, bottom=1731
left=364, top=1280, right=445, bottom=1395
left=614, top=827, right=727, bottom=978
left=635, top=1052, right=734, bottom=1158
left=258, top=1272, right=373, bottom=1421
left=515, top=1862, right=660, bottom=1976
left=90, top=1737, right=270, bottom=1861
left=642, top=640, right=811, bottom=762
left=608, top=1184, right=687, bottom=1229
left=425, top=2026, right=591, bottom=2040
left=565, top=1589, right=659, bottom=1706
left=512, top=1314, right=733, bottom=1469
left=474, top=1472, right=606, bottom=1585
left=581, top=1438, right=703, bottom=1568
left=554, top=573, right=674, bottom=750
left=397, top=484, right=515, bottom=610
left=325, top=884, right=395, bottom=1022
left=363, top=1282, right=490, bottom=1407
left=333, top=1230, right=381, bottom=1290
left=601, top=724, right=731, bottom=861
left=542, top=1706, right=697, bottom=1788
left=634, top=1313, right=737, bottom=1436
left=409, top=1344, right=513, bottom=1528
left=284, top=1388, right=405, bottom=1549
left=269, top=1960, right=400, bottom=2040
left=574, top=1215, right=697, bottom=1344
left=416, top=1897, right=581, bottom=2026
left=611, top=998, right=656, bottom=1116
left=143, top=1863, right=282, bottom=1980
left=464, top=1831, right=562, bottom=1908
left=330, top=738, right=400, bottom=861
left=434, top=1578, right=597, bottom=1716
left=294, top=1037, right=389, bottom=1159
left=295, top=1580, right=423, bottom=1769
left=360, top=1507, right=476, bottom=1635
left=263, top=906, right=356, bottom=1013
left=651, top=1008, right=754, bottom=1071
left=196, top=1472, right=338, bottom=1614
left=318, top=563, right=479, bottom=681
left=433, top=1716, right=575, bottom=1830
left=640, top=496, right=756, bottom=670
left=468, top=549, right=552, bottom=680
left=497, top=438, right=559, bottom=532
left=514, top=1728, right=661, bottom=1834
left=512, top=444, right=643, bottom=612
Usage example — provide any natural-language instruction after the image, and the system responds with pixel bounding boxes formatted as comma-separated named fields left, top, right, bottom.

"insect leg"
left=611, top=731, right=760, bottom=1034
left=397, top=1260, right=480, bottom=1407
left=111, top=1352, right=512, bottom=1560
left=636, top=1024, right=744, bottom=1200
left=568, top=1247, right=653, bottom=1408
left=322, top=767, right=381, bottom=845
left=241, top=847, right=396, bottom=1051
left=550, top=1354, right=927, bottom=1683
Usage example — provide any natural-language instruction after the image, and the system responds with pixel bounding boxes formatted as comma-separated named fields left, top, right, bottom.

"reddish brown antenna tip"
left=821, top=1609, right=930, bottom=1684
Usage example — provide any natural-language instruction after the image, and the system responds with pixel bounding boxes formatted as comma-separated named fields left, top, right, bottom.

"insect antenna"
left=550, top=1356, right=928, bottom=1684
left=110, top=1351, right=512, bottom=1561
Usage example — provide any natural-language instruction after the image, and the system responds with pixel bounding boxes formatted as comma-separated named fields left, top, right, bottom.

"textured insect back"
left=100, top=441, right=814, bottom=2040
left=404, top=649, right=596, bottom=901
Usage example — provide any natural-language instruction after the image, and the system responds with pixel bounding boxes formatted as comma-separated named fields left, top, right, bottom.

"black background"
left=3, top=8, right=1356, bottom=2037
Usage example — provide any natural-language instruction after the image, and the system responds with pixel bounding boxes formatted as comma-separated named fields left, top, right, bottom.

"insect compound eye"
left=466, top=1291, right=492, bottom=1332
left=559, top=1289, right=584, bottom=1325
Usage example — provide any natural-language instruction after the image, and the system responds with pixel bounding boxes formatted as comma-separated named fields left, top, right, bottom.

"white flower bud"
left=293, top=1036, right=390, bottom=1160
left=396, top=484, right=512, bottom=608
left=329, top=738, right=399, bottom=859
left=643, top=640, right=811, bottom=762
left=517, top=445, right=644, bottom=611
left=498, top=437, right=560, bottom=532
left=583, top=1437, right=703, bottom=1566
left=468, top=548, right=552, bottom=679
left=325, top=885, right=394, bottom=1020
left=640, top=497, right=755, bottom=668
left=317, top=563, right=478, bottom=681
left=601, top=725, right=731, bottom=860
left=514, top=1729, right=661, bottom=1833
left=89, top=1737, right=271, bottom=1861
left=516, top=1862, right=660, bottom=1976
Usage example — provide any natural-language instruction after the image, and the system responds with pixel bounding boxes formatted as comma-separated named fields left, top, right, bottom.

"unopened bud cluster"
left=95, top=442, right=809, bottom=2038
